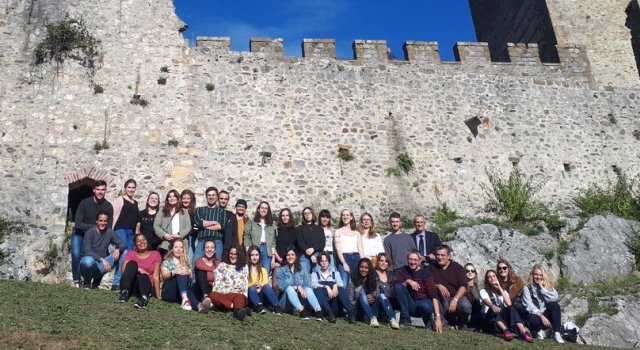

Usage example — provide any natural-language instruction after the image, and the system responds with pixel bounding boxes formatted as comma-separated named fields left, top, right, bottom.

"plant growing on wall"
left=167, top=139, right=179, bottom=147
left=160, top=66, right=169, bottom=73
left=206, top=83, right=215, bottom=91
left=33, top=15, right=101, bottom=74
left=157, top=77, right=167, bottom=85
left=397, top=153, right=414, bottom=175
left=337, top=148, right=354, bottom=161
left=386, top=167, right=401, bottom=177
left=93, top=84, right=104, bottom=94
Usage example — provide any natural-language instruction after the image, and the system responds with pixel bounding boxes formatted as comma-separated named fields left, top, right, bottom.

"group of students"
left=72, top=179, right=566, bottom=343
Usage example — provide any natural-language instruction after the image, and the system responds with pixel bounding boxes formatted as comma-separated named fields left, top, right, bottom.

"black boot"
left=348, top=308, right=356, bottom=324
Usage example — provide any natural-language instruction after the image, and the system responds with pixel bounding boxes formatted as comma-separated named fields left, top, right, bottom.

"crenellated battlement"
left=195, top=36, right=592, bottom=81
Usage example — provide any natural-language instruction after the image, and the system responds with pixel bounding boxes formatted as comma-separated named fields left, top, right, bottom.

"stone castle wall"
left=1, top=0, right=640, bottom=281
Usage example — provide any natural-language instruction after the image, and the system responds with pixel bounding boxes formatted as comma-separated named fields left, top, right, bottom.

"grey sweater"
left=383, top=233, right=417, bottom=271
left=82, top=226, right=125, bottom=260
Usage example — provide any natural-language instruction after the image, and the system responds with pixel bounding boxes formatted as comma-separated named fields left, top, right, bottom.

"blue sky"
left=174, top=0, right=477, bottom=61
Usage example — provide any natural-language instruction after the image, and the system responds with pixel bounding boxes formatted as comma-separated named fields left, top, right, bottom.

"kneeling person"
left=395, top=249, right=442, bottom=332
left=80, top=211, right=125, bottom=289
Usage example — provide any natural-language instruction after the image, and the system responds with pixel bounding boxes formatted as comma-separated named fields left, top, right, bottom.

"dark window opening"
left=66, top=178, right=95, bottom=224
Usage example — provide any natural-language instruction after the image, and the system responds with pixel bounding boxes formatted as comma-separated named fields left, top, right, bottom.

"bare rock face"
left=0, top=241, right=30, bottom=280
left=560, top=295, right=588, bottom=324
left=561, top=215, right=638, bottom=284
left=448, top=224, right=559, bottom=280
left=579, top=295, right=640, bottom=348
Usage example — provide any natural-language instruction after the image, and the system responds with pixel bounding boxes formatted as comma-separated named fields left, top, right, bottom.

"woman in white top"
left=480, top=270, right=533, bottom=343
left=358, top=212, right=384, bottom=266
left=334, top=208, right=364, bottom=286
left=318, top=209, right=335, bottom=272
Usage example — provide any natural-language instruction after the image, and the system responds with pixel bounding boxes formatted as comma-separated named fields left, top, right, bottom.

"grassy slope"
left=0, top=280, right=611, bottom=350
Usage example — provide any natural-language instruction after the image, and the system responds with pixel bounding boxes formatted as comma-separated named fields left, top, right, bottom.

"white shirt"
left=480, top=288, right=505, bottom=314
left=260, top=222, right=266, bottom=243
left=362, top=234, right=384, bottom=258
left=171, top=214, right=180, bottom=234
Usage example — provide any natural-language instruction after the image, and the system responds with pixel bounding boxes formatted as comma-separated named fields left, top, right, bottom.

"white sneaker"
left=390, top=318, right=400, bottom=330
left=181, top=300, right=192, bottom=311
left=537, top=330, right=546, bottom=340
left=554, top=332, right=565, bottom=344
left=199, top=297, right=212, bottom=313
left=370, top=316, right=380, bottom=327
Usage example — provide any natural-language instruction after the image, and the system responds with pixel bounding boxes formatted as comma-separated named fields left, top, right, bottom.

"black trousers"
left=120, top=261, right=152, bottom=297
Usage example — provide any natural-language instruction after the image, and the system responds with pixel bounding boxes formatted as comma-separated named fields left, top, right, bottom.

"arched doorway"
left=64, top=168, right=113, bottom=231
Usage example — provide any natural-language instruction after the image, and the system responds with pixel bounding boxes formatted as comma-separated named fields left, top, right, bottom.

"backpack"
left=561, top=322, right=580, bottom=343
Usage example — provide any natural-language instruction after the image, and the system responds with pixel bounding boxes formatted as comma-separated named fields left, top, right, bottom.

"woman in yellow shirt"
left=247, top=245, right=282, bottom=314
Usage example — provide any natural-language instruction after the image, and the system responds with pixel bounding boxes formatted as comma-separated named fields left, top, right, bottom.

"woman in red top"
left=194, top=239, right=218, bottom=312
left=118, top=234, right=161, bottom=308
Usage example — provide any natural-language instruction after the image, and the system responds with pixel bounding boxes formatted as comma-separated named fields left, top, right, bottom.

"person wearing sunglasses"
left=464, top=263, right=483, bottom=330
left=496, top=260, right=526, bottom=317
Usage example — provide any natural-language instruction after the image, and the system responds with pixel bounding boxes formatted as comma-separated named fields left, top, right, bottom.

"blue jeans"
left=440, top=295, right=473, bottom=328
left=248, top=284, right=279, bottom=307
left=299, top=252, right=320, bottom=275
left=259, top=243, right=272, bottom=274
left=356, top=290, right=395, bottom=321
left=71, top=230, right=84, bottom=282
left=315, top=286, right=353, bottom=317
left=337, top=252, right=360, bottom=287
left=79, top=255, right=115, bottom=285
left=112, top=228, right=134, bottom=286
left=280, top=286, right=320, bottom=312
left=161, top=275, right=199, bottom=310
left=395, top=283, right=435, bottom=327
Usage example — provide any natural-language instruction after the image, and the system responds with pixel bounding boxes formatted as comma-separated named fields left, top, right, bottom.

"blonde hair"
left=527, top=264, right=555, bottom=290
left=164, top=240, right=190, bottom=268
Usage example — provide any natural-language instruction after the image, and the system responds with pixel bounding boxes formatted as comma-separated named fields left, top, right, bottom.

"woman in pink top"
left=118, top=234, right=161, bottom=308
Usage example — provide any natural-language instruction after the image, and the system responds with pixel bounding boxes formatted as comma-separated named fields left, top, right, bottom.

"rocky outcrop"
left=448, top=224, right=559, bottom=279
left=561, top=215, right=638, bottom=284
left=579, top=295, right=640, bottom=348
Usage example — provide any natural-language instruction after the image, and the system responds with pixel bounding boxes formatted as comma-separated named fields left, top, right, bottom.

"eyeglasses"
left=465, top=269, right=476, bottom=273
left=497, top=266, right=508, bottom=271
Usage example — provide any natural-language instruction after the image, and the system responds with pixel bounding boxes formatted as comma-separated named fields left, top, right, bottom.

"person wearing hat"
left=235, top=199, right=249, bottom=246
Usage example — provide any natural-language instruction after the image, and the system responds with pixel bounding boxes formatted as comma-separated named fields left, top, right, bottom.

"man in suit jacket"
left=410, top=214, right=442, bottom=265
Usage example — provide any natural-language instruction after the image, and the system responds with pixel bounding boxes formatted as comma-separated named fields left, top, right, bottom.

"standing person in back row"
left=193, top=187, right=222, bottom=259
left=428, top=245, right=472, bottom=329
left=217, top=190, right=239, bottom=251
left=111, top=179, right=139, bottom=291
left=383, top=212, right=416, bottom=272
left=72, top=180, right=113, bottom=288
left=296, top=207, right=325, bottom=274
left=411, top=214, right=441, bottom=266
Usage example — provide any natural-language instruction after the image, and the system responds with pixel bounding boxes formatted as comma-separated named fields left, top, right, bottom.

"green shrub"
left=397, top=153, right=414, bottom=175
left=433, top=203, right=459, bottom=241
left=38, top=242, right=59, bottom=275
left=205, top=83, right=215, bottom=91
left=485, top=167, right=547, bottom=222
left=160, top=66, right=169, bottom=73
left=337, top=149, right=354, bottom=161
left=385, top=167, right=401, bottom=177
left=157, top=77, right=167, bottom=85
left=167, top=139, right=179, bottom=147
left=573, top=169, right=640, bottom=220
left=34, top=15, right=100, bottom=70
left=555, top=276, right=571, bottom=292
left=93, top=84, right=104, bottom=94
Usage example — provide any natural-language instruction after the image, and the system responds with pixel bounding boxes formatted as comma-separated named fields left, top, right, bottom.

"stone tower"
left=469, top=0, right=640, bottom=87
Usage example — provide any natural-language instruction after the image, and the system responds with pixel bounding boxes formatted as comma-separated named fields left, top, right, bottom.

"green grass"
left=0, top=280, right=607, bottom=350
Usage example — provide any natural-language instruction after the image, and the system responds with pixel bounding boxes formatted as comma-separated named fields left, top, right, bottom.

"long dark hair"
left=145, top=192, right=160, bottom=211
left=222, top=244, right=246, bottom=271
left=162, top=189, right=181, bottom=217
left=180, top=189, right=196, bottom=215
left=284, top=246, right=302, bottom=273
left=247, top=244, right=264, bottom=281
left=278, top=208, right=295, bottom=229
left=352, top=258, right=377, bottom=293
left=253, top=201, right=274, bottom=225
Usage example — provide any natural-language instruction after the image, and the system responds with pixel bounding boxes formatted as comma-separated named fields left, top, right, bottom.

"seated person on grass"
left=79, top=211, right=125, bottom=289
